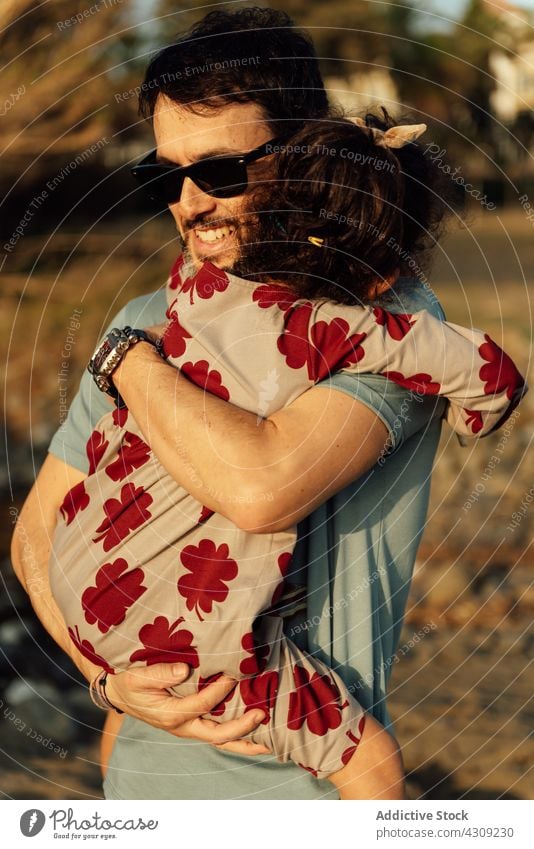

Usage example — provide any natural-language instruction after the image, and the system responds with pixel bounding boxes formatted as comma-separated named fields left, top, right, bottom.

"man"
left=11, top=8, right=445, bottom=799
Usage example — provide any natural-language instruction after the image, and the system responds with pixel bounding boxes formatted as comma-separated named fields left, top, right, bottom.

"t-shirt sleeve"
left=320, top=371, right=446, bottom=454
left=48, top=290, right=167, bottom=473
left=48, top=366, right=110, bottom=472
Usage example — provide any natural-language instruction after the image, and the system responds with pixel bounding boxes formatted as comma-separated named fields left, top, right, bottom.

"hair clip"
left=308, top=236, right=325, bottom=247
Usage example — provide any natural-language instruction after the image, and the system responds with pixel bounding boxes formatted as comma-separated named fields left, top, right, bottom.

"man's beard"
left=180, top=221, right=231, bottom=272
left=180, top=212, right=264, bottom=280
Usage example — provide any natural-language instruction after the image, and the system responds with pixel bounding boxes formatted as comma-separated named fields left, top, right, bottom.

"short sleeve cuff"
left=321, top=371, right=446, bottom=456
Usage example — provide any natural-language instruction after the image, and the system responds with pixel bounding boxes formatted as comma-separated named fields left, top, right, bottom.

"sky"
left=410, top=0, right=534, bottom=35
left=420, top=0, right=534, bottom=16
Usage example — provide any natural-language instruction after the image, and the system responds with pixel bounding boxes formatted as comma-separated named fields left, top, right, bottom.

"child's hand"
left=143, top=323, right=168, bottom=345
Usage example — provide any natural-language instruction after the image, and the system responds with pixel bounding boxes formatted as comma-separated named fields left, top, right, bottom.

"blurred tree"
left=0, top=0, right=142, bottom=182
left=449, top=0, right=501, bottom=137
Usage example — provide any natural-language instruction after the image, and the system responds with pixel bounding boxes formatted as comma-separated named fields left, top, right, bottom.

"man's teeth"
left=195, top=226, right=234, bottom=243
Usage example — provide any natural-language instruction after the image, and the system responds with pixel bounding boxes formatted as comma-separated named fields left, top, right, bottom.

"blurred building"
left=324, top=66, right=399, bottom=115
left=489, top=43, right=534, bottom=122
left=482, top=0, right=534, bottom=122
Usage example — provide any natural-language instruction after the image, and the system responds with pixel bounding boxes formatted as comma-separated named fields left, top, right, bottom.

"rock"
left=3, top=678, right=78, bottom=746
left=418, top=561, right=472, bottom=608
left=0, top=618, right=33, bottom=647
left=5, top=678, right=59, bottom=706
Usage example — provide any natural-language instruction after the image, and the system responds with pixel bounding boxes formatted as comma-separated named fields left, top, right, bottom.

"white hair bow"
left=348, top=116, right=427, bottom=148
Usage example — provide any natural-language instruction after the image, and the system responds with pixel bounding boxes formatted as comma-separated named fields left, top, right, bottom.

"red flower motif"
left=93, top=483, right=153, bottom=552
left=60, top=480, right=90, bottom=526
left=68, top=625, right=113, bottom=673
left=198, top=505, right=214, bottom=524
left=81, top=557, right=147, bottom=633
left=277, top=303, right=314, bottom=371
left=198, top=673, right=235, bottom=717
left=129, top=616, right=199, bottom=667
left=162, top=311, right=192, bottom=358
left=479, top=334, right=524, bottom=400
left=240, top=670, right=279, bottom=724
left=112, top=406, right=129, bottom=428
left=180, top=261, right=230, bottom=304
left=382, top=371, right=441, bottom=395
left=181, top=360, right=230, bottom=401
left=86, top=430, right=109, bottom=475
left=310, top=318, right=366, bottom=374
left=239, top=631, right=270, bottom=675
left=178, top=539, right=238, bottom=620
left=105, top=432, right=151, bottom=482
left=341, top=718, right=366, bottom=765
left=166, top=296, right=178, bottom=320
left=168, top=254, right=185, bottom=290
left=271, top=551, right=293, bottom=607
left=464, top=408, right=484, bottom=435
left=373, top=307, right=415, bottom=340
left=297, top=763, right=319, bottom=777
left=252, top=283, right=298, bottom=312
left=287, top=664, right=349, bottom=737
left=278, top=304, right=366, bottom=381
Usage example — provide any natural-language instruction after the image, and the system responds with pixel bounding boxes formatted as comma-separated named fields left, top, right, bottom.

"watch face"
left=89, top=338, right=113, bottom=374
left=88, top=328, right=138, bottom=399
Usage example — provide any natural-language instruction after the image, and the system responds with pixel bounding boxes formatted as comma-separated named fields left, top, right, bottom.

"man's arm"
left=11, top=456, right=89, bottom=661
left=113, top=341, right=389, bottom=533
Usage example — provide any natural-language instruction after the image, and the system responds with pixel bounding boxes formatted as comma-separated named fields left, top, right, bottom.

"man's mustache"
left=183, top=215, right=238, bottom=234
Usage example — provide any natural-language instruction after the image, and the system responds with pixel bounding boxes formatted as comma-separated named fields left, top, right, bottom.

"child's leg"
left=205, top=618, right=403, bottom=797
left=99, top=710, right=125, bottom=780
left=328, top=713, right=405, bottom=799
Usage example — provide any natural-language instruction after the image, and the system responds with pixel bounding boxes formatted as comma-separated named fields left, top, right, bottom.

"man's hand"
left=105, top=661, right=271, bottom=753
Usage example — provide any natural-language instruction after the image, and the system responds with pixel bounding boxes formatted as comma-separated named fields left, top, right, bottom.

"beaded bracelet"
left=89, top=670, right=124, bottom=714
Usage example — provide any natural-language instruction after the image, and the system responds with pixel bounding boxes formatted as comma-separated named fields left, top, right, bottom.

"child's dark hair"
left=238, top=110, right=462, bottom=304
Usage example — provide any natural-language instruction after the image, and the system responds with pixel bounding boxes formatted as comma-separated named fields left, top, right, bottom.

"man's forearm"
left=11, top=488, right=100, bottom=685
left=113, top=342, right=280, bottom=526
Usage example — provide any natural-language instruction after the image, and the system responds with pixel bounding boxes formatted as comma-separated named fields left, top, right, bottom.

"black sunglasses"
left=131, top=134, right=290, bottom=204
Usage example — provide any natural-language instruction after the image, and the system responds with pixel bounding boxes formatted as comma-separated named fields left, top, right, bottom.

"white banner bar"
left=3, top=799, right=532, bottom=848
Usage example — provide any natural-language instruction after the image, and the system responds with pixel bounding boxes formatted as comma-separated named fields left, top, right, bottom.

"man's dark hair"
left=138, top=7, right=329, bottom=133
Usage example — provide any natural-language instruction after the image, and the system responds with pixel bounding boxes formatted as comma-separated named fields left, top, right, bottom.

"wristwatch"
left=87, top=326, right=157, bottom=403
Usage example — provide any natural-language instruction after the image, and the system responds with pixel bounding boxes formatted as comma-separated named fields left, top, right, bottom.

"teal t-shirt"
left=48, top=279, right=445, bottom=800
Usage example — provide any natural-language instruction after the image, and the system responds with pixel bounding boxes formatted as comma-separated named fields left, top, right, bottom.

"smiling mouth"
left=193, top=224, right=236, bottom=244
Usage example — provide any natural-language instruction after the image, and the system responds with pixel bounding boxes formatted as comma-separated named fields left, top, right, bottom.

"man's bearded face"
left=153, top=96, right=275, bottom=273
